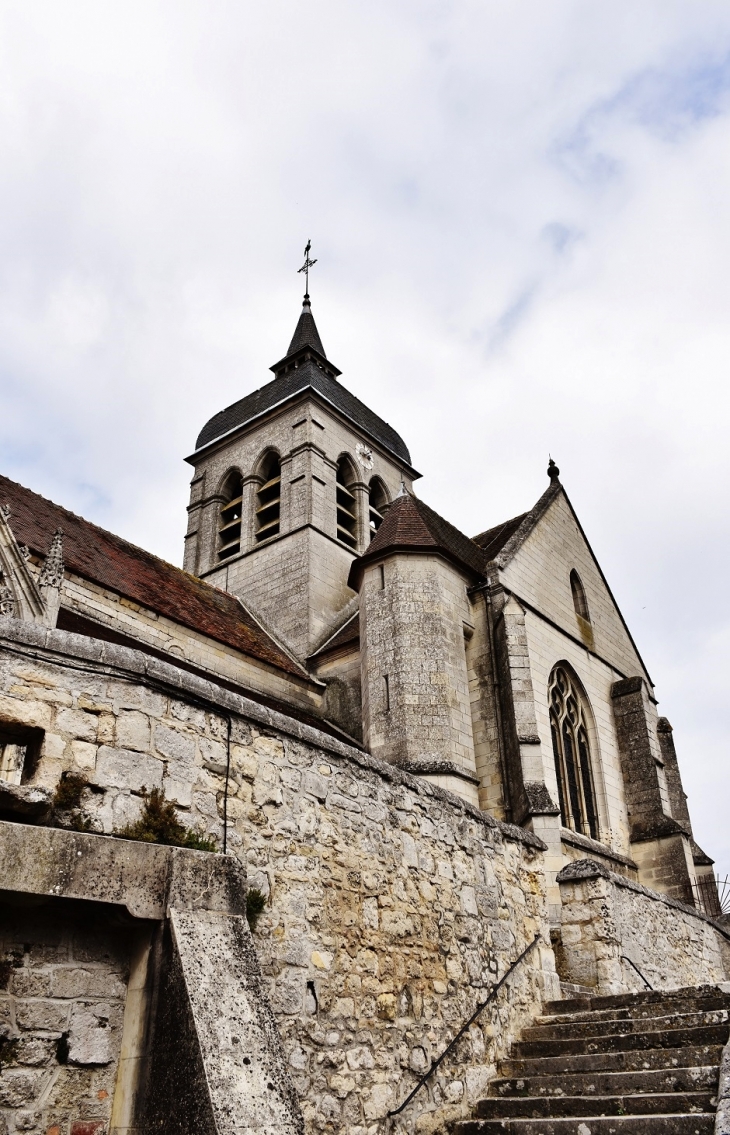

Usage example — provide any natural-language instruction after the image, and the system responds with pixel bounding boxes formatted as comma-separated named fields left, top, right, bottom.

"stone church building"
left=0, top=295, right=728, bottom=1135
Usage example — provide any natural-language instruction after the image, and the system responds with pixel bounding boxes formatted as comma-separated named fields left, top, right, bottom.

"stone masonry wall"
left=557, top=859, right=730, bottom=996
left=0, top=897, right=131, bottom=1135
left=359, top=554, right=478, bottom=792
left=0, top=620, right=559, bottom=1135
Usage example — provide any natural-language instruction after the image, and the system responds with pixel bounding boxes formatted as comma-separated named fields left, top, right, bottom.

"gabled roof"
left=348, top=489, right=486, bottom=588
left=192, top=301, right=414, bottom=468
left=472, top=512, right=529, bottom=562
left=0, top=474, right=310, bottom=681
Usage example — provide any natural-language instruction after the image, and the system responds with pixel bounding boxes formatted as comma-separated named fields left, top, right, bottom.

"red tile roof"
left=348, top=490, right=486, bottom=588
left=0, top=474, right=308, bottom=680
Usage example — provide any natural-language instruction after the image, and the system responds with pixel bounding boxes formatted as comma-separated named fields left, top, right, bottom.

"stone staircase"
left=454, top=985, right=730, bottom=1134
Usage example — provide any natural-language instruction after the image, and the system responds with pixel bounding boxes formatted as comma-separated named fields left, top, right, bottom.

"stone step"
left=513, top=1024, right=729, bottom=1059
left=523, top=1010, right=729, bottom=1042
left=489, top=1066, right=720, bottom=1099
left=543, top=986, right=727, bottom=1016
left=537, top=997, right=730, bottom=1028
left=502, top=1043, right=725, bottom=1078
left=454, top=1115, right=715, bottom=1134
left=475, top=1092, right=715, bottom=1119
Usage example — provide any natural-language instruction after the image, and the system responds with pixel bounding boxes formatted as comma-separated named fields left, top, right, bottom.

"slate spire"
left=287, top=296, right=326, bottom=358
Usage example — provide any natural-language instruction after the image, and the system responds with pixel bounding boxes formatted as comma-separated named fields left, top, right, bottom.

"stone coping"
left=560, top=827, right=638, bottom=871
left=0, top=618, right=547, bottom=853
left=557, top=857, right=730, bottom=942
left=0, top=817, right=246, bottom=920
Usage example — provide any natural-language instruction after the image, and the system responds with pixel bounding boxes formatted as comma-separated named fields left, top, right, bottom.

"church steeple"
left=286, top=296, right=326, bottom=358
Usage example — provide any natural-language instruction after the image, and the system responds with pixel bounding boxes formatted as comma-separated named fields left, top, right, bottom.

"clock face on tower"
left=355, top=443, right=374, bottom=471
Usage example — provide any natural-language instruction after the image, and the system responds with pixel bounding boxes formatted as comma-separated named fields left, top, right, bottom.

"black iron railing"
left=692, top=873, right=730, bottom=920
left=386, top=931, right=542, bottom=1121
left=620, top=955, right=653, bottom=990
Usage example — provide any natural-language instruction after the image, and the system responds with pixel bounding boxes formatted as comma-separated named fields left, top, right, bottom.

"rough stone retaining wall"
left=0, top=621, right=560, bottom=1134
left=0, top=900, right=129, bottom=1135
left=557, top=858, right=730, bottom=995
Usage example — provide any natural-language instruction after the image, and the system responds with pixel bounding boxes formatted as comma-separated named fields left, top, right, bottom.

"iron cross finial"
left=298, top=240, right=317, bottom=298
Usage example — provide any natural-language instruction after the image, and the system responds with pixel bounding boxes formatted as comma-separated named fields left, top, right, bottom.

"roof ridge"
left=0, top=475, right=238, bottom=602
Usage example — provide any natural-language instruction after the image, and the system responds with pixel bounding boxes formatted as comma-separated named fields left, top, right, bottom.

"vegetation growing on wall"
left=115, top=787, right=217, bottom=852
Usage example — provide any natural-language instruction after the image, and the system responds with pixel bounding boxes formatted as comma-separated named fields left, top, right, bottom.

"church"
left=0, top=290, right=728, bottom=1135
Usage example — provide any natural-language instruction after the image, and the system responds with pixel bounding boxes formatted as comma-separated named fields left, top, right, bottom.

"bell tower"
left=183, top=295, right=420, bottom=659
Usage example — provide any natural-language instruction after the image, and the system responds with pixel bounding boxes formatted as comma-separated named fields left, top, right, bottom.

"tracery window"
left=368, top=477, right=388, bottom=540
left=255, top=453, right=281, bottom=542
left=549, top=664, right=598, bottom=840
left=218, top=471, right=244, bottom=562
left=336, top=457, right=358, bottom=549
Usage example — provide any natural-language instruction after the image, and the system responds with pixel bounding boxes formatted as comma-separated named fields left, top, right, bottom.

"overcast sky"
left=0, top=2, right=728, bottom=876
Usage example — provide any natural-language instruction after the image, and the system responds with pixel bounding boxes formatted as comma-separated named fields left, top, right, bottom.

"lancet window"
left=217, top=471, right=244, bottom=562
left=570, top=570, right=590, bottom=623
left=255, top=453, right=281, bottom=542
left=336, top=457, right=358, bottom=549
left=549, top=664, right=599, bottom=840
left=368, top=478, right=388, bottom=540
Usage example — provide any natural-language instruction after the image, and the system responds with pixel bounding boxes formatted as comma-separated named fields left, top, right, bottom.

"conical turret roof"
left=286, top=297, right=326, bottom=357
left=348, top=489, right=486, bottom=589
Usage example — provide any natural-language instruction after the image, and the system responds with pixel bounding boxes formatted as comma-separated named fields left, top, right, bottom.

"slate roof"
left=472, top=513, right=529, bottom=562
left=0, top=474, right=308, bottom=680
left=348, top=490, right=486, bottom=588
left=286, top=300, right=325, bottom=356
left=309, top=612, right=360, bottom=659
left=193, top=303, right=413, bottom=466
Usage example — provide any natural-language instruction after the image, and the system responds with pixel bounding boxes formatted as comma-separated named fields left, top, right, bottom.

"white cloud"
left=0, top=0, right=728, bottom=868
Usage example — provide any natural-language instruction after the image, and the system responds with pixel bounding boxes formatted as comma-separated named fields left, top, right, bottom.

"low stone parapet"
left=557, top=858, right=730, bottom=995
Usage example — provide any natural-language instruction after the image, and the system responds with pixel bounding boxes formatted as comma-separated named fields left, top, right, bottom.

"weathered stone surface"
left=558, top=860, right=730, bottom=995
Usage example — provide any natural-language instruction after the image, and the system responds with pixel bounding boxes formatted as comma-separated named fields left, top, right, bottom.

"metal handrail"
left=386, top=931, right=542, bottom=1120
left=620, top=955, right=653, bottom=990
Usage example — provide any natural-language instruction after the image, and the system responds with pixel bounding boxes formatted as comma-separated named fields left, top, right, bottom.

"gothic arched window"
left=549, top=664, right=598, bottom=840
left=570, top=570, right=590, bottom=623
left=368, top=477, right=389, bottom=540
left=218, top=471, right=243, bottom=562
left=336, top=457, right=358, bottom=549
left=255, top=453, right=281, bottom=542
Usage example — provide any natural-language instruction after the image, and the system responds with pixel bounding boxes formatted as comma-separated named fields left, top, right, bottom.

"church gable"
left=496, top=482, right=650, bottom=684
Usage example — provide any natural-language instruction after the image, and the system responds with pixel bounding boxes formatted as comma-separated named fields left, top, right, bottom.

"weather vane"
left=298, top=240, right=317, bottom=298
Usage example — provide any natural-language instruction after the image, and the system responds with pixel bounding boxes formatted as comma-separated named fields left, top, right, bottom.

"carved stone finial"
left=547, top=457, right=560, bottom=484
left=0, top=504, right=10, bottom=521
left=0, top=570, right=15, bottom=617
left=18, top=545, right=30, bottom=562
left=39, top=529, right=65, bottom=589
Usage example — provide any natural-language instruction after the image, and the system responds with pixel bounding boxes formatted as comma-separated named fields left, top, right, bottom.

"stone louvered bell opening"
left=368, top=477, right=388, bottom=540
left=336, top=457, right=358, bottom=549
left=255, top=453, right=281, bottom=542
left=218, top=471, right=244, bottom=562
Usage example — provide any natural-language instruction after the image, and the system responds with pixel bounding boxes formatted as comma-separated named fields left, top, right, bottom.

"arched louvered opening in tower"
left=368, top=477, right=389, bottom=541
left=217, top=471, right=244, bottom=562
left=336, top=457, right=358, bottom=549
left=255, top=453, right=281, bottom=542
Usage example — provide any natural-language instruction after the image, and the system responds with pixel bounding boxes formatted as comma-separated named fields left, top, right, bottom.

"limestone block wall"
left=0, top=620, right=560, bottom=1135
left=498, top=491, right=647, bottom=682
left=557, top=859, right=730, bottom=996
left=0, top=899, right=129, bottom=1135
left=359, top=554, right=478, bottom=792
